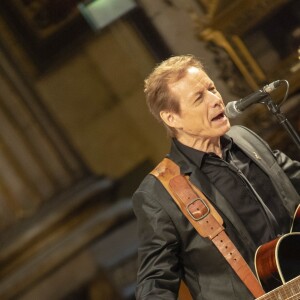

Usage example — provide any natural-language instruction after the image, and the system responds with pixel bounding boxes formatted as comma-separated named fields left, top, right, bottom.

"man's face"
left=168, top=66, right=230, bottom=142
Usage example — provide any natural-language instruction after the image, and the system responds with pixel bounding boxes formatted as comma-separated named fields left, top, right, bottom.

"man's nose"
left=207, top=91, right=222, bottom=106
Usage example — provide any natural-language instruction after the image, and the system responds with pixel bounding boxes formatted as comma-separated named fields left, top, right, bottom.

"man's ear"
left=160, top=110, right=180, bottom=129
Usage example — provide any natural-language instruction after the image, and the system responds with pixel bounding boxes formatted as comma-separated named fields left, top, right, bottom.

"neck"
left=176, top=135, right=222, bottom=157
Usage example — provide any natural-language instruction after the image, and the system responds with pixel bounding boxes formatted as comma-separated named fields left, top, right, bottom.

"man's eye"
left=209, top=86, right=217, bottom=93
left=195, top=93, right=203, bottom=102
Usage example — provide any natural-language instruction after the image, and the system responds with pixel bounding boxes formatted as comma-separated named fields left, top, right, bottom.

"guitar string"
left=262, top=288, right=300, bottom=299
left=257, top=276, right=300, bottom=299
left=260, top=290, right=300, bottom=300
left=285, top=291, right=300, bottom=300
left=263, top=288, right=300, bottom=300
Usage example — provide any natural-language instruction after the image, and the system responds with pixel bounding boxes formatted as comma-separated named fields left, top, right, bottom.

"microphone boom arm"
left=263, top=98, right=300, bottom=151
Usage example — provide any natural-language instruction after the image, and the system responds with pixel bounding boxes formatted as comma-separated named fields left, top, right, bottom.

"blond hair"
left=144, top=55, right=204, bottom=137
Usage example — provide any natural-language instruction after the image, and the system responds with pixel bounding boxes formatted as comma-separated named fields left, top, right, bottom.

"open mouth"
left=211, top=112, right=225, bottom=122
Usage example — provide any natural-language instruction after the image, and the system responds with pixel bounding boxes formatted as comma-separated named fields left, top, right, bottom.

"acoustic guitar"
left=255, top=205, right=300, bottom=299
left=179, top=206, right=300, bottom=300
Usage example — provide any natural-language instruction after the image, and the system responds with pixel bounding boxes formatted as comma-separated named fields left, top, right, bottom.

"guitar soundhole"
left=278, top=234, right=300, bottom=282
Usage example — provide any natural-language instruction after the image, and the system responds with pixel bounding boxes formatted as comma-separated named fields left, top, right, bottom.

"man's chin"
left=219, top=121, right=231, bottom=135
left=225, top=122, right=231, bottom=132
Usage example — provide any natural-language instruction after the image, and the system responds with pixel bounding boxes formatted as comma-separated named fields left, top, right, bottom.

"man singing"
left=132, top=55, right=300, bottom=299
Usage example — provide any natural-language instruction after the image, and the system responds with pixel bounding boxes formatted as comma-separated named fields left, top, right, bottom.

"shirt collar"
left=173, top=134, right=233, bottom=167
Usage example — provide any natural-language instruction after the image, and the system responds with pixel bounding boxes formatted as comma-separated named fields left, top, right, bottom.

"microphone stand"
left=262, top=96, right=300, bottom=151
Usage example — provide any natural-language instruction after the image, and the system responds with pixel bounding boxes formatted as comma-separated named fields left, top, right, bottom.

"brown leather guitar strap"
left=150, top=158, right=265, bottom=299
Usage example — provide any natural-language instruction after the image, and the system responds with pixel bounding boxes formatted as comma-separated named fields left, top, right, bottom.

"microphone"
left=225, top=80, right=282, bottom=118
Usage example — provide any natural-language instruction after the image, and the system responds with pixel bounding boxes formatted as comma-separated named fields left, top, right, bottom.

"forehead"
left=186, top=66, right=211, bottom=84
left=169, top=66, right=212, bottom=92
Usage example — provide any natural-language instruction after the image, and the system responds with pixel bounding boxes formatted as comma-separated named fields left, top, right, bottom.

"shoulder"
left=227, top=125, right=263, bottom=140
left=132, top=172, right=183, bottom=221
left=133, top=173, right=166, bottom=197
left=226, top=125, right=279, bottom=168
left=132, top=173, right=172, bottom=209
left=227, top=125, right=271, bottom=149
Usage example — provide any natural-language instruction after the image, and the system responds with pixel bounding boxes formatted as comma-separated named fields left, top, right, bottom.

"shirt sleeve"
left=273, top=149, right=300, bottom=195
left=132, top=188, right=181, bottom=299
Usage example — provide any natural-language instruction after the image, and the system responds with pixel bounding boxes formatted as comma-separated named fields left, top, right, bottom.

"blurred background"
left=0, top=0, right=299, bottom=299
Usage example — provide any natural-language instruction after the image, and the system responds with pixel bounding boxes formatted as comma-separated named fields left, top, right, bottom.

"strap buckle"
left=187, top=198, right=210, bottom=221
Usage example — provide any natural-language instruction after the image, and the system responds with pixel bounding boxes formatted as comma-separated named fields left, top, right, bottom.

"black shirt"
left=174, top=135, right=290, bottom=247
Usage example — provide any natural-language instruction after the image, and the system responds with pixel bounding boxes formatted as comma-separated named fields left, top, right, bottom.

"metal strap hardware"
left=187, top=198, right=210, bottom=221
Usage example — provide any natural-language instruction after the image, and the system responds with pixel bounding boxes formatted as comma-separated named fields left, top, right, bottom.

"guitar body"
left=255, top=232, right=300, bottom=292
left=255, top=205, right=300, bottom=294
left=291, top=204, right=300, bottom=232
